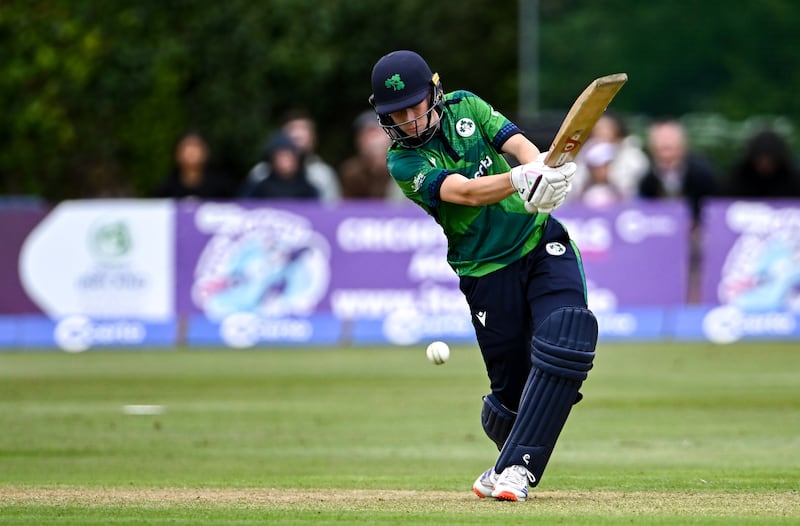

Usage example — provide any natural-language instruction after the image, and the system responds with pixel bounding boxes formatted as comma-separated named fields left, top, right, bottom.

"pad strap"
left=481, top=394, right=517, bottom=450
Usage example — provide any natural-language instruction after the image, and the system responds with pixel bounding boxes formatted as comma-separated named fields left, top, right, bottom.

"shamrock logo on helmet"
left=385, top=74, right=405, bottom=91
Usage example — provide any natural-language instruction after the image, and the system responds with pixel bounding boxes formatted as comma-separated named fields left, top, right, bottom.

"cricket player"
left=369, top=50, right=598, bottom=501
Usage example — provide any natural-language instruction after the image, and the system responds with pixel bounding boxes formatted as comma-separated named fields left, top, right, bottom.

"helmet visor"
left=379, top=102, right=441, bottom=148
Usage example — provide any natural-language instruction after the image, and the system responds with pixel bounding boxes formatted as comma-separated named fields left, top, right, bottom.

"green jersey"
left=387, top=90, right=548, bottom=277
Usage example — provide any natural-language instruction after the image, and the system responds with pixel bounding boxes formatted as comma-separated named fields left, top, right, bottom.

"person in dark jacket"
left=153, top=131, right=233, bottom=199
left=638, top=119, right=718, bottom=226
left=243, top=132, right=319, bottom=200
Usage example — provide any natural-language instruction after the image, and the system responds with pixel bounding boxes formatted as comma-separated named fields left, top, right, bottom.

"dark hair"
left=281, top=108, right=313, bottom=125
left=728, top=128, right=800, bottom=197
left=602, top=111, right=629, bottom=139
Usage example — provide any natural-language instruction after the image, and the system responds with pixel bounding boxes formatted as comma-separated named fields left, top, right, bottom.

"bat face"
left=543, top=73, right=628, bottom=168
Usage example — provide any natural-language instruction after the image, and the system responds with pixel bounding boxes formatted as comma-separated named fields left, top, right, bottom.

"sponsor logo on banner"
left=589, top=282, right=636, bottom=338
left=219, top=312, right=313, bottom=348
left=615, top=209, right=678, bottom=243
left=54, top=315, right=147, bottom=352
left=559, top=217, right=612, bottom=255
left=192, top=203, right=330, bottom=320
left=19, top=200, right=175, bottom=319
left=702, top=305, right=797, bottom=344
left=717, top=202, right=800, bottom=314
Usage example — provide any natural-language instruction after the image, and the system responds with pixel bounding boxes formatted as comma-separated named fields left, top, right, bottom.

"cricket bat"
left=543, top=73, right=628, bottom=168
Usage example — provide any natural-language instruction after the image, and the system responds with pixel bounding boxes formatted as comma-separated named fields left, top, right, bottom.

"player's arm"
left=438, top=132, right=541, bottom=207
left=439, top=171, right=516, bottom=207
left=501, top=133, right=541, bottom=165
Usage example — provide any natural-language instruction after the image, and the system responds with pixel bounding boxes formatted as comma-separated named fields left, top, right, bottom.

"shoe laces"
left=499, top=465, right=535, bottom=487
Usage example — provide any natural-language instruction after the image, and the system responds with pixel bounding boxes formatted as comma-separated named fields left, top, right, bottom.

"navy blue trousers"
left=458, top=217, right=588, bottom=411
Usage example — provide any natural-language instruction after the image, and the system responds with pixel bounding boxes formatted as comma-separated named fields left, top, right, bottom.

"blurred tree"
left=536, top=0, right=800, bottom=170
left=0, top=0, right=798, bottom=201
left=0, top=0, right=519, bottom=201
left=0, top=2, right=186, bottom=199
left=537, top=0, right=800, bottom=120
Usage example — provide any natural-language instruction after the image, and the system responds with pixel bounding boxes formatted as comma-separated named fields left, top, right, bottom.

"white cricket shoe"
left=472, top=467, right=498, bottom=498
left=491, top=465, right=535, bottom=502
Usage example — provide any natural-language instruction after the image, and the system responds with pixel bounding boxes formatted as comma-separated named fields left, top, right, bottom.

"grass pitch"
left=0, top=341, right=798, bottom=524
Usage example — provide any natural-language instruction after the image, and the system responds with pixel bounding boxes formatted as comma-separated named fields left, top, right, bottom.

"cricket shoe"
left=472, top=467, right=498, bottom=498
left=491, top=465, right=536, bottom=502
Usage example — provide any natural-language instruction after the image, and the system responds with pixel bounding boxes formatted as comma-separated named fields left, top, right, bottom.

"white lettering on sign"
left=331, top=286, right=468, bottom=320
left=54, top=315, right=147, bottom=352
left=336, top=218, right=446, bottom=252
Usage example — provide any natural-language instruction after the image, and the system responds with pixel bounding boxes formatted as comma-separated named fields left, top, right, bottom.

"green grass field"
left=1, top=342, right=798, bottom=525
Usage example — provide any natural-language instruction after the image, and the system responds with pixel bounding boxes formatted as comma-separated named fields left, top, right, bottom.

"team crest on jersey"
left=546, top=242, right=566, bottom=256
left=455, top=118, right=476, bottom=137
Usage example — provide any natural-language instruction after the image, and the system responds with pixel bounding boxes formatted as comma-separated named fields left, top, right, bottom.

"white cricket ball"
left=426, top=341, right=450, bottom=365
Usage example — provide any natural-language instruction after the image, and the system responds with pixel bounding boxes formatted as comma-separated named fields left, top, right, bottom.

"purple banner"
left=2, top=199, right=796, bottom=347
left=0, top=209, right=48, bottom=313
left=700, top=199, right=800, bottom=312
left=176, top=200, right=457, bottom=323
left=175, top=199, right=691, bottom=326
left=558, top=200, right=691, bottom=308
left=0, top=200, right=693, bottom=320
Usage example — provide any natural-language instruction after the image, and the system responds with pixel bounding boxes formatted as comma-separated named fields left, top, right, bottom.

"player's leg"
left=492, top=305, right=596, bottom=499
left=492, top=218, right=598, bottom=501
left=459, top=258, right=534, bottom=497
left=459, top=257, right=533, bottom=433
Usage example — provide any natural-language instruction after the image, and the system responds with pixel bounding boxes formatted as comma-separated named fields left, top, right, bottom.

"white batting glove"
left=509, top=154, right=576, bottom=214
left=524, top=188, right=569, bottom=214
left=527, top=164, right=574, bottom=213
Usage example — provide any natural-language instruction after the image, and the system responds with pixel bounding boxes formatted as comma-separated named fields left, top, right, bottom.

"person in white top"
left=570, top=112, right=650, bottom=202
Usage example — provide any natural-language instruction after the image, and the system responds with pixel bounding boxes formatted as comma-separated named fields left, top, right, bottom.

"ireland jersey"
left=387, top=90, right=548, bottom=277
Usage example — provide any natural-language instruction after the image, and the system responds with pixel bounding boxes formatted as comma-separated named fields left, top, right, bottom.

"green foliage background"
left=1, top=0, right=798, bottom=201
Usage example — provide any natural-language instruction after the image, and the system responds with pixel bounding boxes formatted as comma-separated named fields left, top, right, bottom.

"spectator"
left=572, top=113, right=649, bottom=200
left=244, top=132, right=319, bottom=200
left=578, top=141, right=623, bottom=209
left=339, top=111, right=404, bottom=201
left=242, top=110, right=341, bottom=203
left=638, top=119, right=718, bottom=226
left=639, top=119, right=718, bottom=304
left=152, top=131, right=233, bottom=199
left=726, top=129, right=800, bottom=198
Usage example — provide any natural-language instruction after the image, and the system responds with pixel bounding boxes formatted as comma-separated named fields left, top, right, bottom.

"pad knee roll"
left=531, top=306, right=598, bottom=381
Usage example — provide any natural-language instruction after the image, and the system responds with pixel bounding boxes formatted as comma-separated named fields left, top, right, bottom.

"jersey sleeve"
left=387, top=149, right=450, bottom=211
left=458, top=91, right=522, bottom=152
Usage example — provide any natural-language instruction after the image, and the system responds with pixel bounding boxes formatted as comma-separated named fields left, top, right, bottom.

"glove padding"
left=524, top=189, right=568, bottom=214
left=509, top=153, right=576, bottom=214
